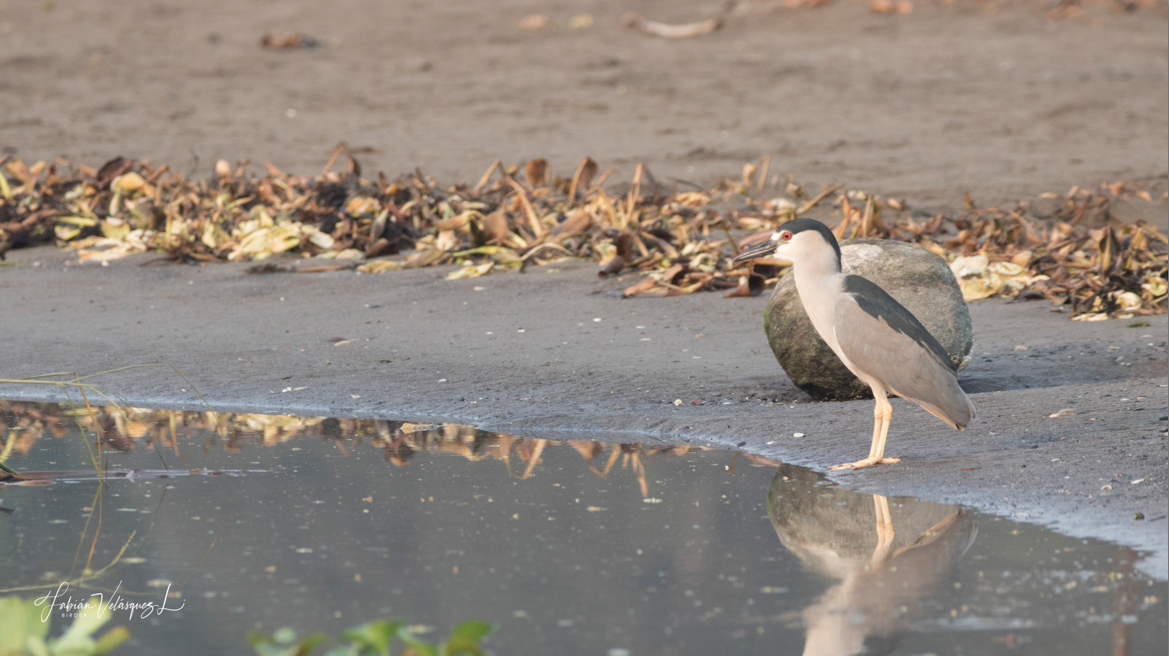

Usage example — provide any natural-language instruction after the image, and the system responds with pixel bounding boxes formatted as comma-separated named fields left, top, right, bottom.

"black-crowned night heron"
left=734, top=218, right=975, bottom=470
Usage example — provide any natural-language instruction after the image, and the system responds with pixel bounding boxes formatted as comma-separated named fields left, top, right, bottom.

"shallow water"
left=0, top=402, right=1164, bottom=655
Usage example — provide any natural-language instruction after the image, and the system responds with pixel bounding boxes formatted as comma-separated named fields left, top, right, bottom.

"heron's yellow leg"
left=870, top=494, right=896, bottom=565
left=872, top=395, right=896, bottom=461
left=830, top=389, right=901, bottom=471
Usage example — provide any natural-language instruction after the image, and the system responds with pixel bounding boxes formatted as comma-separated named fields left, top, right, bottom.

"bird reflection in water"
left=767, top=465, right=977, bottom=656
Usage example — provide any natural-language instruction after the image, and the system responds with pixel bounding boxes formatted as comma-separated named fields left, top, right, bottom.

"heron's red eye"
left=780, top=231, right=793, bottom=240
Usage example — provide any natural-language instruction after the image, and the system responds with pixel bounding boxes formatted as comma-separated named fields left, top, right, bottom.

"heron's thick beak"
left=732, top=240, right=778, bottom=266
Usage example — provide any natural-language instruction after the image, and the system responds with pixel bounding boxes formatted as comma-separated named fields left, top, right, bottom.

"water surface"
left=0, top=403, right=1163, bottom=655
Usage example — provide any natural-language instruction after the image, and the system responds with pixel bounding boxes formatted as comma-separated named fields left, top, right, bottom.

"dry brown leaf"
left=525, top=159, right=548, bottom=187
left=260, top=33, right=319, bottom=49
left=622, top=277, right=660, bottom=297
left=598, top=255, right=625, bottom=278
left=624, top=13, right=724, bottom=39
left=569, top=157, right=598, bottom=199
left=518, top=14, right=549, bottom=30
left=551, top=210, right=591, bottom=240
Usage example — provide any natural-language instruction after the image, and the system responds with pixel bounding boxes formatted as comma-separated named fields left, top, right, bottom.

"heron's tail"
left=962, top=390, right=976, bottom=425
left=911, top=382, right=974, bottom=430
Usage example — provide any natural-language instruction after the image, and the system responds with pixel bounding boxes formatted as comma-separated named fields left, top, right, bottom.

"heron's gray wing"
left=842, top=276, right=955, bottom=371
left=835, top=275, right=974, bottom=427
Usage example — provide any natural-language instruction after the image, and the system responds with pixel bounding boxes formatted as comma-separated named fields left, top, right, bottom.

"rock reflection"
left=768, top=466, right=977, bottom=656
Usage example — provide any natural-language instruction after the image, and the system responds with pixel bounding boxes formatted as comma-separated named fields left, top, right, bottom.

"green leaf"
left=246, top=630, right=271, bottom=648
left=293, top=634, right=330, bottom=656
left=395, top=627, right=436, bottom=656
left=442, top=620, right=492, bottom=656
left=248, top=635, right=296, bottom=656
left=0, top=595, right=50, bottom=652
left=27, top=639, right=52, bottom=656
left=92, top=626, right=131, bottom=655
left=247, top=628, right=328, bottom=656
left=49, top=597, right=113, bottom=654
left=273, top=628, right=299, bottom=645
left=340, top=620, right=399, bottom=656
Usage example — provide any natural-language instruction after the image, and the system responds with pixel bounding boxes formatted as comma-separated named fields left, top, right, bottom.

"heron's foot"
left=828, top=456, right=902, bottom=471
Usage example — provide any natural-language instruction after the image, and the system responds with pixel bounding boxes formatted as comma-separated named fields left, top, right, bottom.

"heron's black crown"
left=777, top=218, right=842, bottom=271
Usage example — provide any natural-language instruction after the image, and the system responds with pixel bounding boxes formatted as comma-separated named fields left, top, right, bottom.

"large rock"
left=764, top=238, right=973, bottom=400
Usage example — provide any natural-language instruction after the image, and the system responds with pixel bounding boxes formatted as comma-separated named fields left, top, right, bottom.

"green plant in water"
left=0, top=595, right=129, bottom=656
left=246, top=627, right=328, bottom=656
left=247, top=619, right=492, bottom=656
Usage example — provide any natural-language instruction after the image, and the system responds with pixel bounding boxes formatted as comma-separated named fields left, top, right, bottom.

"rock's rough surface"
left=764, top=238, right=974, bottom=400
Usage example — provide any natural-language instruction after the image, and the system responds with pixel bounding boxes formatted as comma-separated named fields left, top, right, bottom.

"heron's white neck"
left=792, top=245, right=846, bottom=354
left=792, top=242, right=842, bottom=278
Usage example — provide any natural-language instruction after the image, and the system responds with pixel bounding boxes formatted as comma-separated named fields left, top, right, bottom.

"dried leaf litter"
left=0, top=152, right=1164, bottom=321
